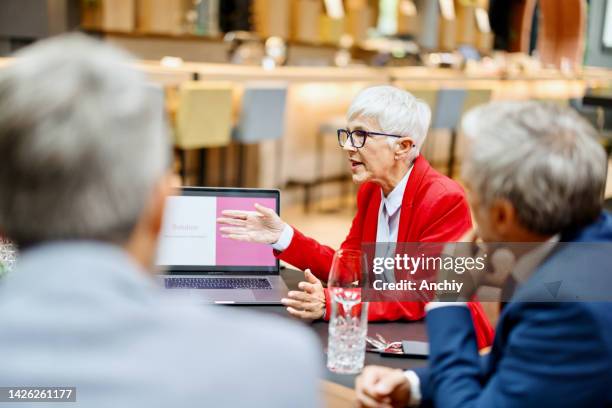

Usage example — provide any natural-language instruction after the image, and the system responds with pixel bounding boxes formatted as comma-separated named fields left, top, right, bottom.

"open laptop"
left=155, top=187, right=289, bottom=304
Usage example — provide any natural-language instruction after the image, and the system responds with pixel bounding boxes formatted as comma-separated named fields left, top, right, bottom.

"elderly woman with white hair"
left=219, top=85, right=493, bottom=348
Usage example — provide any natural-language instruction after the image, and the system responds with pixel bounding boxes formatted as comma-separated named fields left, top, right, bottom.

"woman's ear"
left=395, top=137, right=415, bottom=159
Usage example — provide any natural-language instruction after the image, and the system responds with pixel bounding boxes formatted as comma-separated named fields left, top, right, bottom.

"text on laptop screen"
left=156, top=192, right=277, bottom=271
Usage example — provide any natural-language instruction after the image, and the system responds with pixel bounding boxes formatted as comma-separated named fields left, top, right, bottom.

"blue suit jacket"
left=414, top=212, right=612, bottom=407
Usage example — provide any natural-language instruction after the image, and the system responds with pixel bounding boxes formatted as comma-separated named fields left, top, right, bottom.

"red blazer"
left=277, top=156, right=494, bottom=349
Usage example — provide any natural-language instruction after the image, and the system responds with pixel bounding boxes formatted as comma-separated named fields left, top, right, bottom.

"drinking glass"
left=326, top=249, right=369, bottom=374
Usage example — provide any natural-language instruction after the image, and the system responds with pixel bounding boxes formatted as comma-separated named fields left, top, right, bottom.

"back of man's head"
left=462, top=101, right=606, bottom=235
left=0, top=34, right=169, bottom=248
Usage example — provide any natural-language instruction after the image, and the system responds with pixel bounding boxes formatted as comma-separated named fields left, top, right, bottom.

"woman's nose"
left=342, top=142, right=357, bottom=152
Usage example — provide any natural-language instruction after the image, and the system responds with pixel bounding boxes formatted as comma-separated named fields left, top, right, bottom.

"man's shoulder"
left=172, top=303, right=323, bottom=402
left=150, top=300, right=322, bottom=403
left=499, top=301, right=612, bottom=371
left=157, top=299, right=321, bottom=361
left=523, top=241, right=612, bottom=303
left=492, top=301, right=612, bottom=406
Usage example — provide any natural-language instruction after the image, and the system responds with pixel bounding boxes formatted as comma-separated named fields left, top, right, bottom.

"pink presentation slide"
left=216, top=197, right=277, bottom=266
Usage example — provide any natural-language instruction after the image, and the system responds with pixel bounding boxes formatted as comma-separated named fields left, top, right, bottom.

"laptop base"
left=161, top=275, right=289, bottom=305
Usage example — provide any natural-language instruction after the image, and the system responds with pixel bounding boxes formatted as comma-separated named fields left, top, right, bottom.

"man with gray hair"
left=355, top=101, right=612, bottom=407
left=0, top=34, right=321, bottom=408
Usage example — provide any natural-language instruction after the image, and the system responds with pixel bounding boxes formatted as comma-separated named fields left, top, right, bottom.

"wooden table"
left=321, top=380, right=356, bottom=408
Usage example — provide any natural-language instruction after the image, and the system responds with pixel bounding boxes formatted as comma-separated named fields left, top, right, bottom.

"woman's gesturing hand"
left=217, top=203, right=286, bottom=244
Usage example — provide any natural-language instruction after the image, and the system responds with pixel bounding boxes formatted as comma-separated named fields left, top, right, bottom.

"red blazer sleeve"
left=275, top=184, right=369, bottom=282
left=274, top=228, right=335, bottom=282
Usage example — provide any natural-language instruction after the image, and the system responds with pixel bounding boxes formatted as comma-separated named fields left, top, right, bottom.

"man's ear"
left=488, top=198, right=517, bottom=239
left=395, top=137, right=415, bottom=159
left=149, top=172, right=179, bottom=237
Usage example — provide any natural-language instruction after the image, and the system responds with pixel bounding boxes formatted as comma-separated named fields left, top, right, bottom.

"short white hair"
left=347, top=86, right=431, bottom=161
left=462, top=101, right=606, bottom=235
left=0, top=34, right=170, bottom=247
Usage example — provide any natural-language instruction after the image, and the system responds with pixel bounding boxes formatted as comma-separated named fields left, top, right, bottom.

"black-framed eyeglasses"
left=337, top=129, right=404, bottom=149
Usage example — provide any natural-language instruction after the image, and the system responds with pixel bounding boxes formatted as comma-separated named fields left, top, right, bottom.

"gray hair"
left=461, top=101, right=606, bottom=235
left=0, top=34, right=170, bottom=247
left=347, top=85, right=431, bottom=161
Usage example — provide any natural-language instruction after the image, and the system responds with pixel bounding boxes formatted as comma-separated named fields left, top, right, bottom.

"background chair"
left=431, top=88, right=467, bottom=177
left=232, top=83, right=288, bottom=187
left=175, top=81, right=233, bottom=185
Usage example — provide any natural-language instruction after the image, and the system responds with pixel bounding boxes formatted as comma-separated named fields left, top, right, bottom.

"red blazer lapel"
left=362, top=184, right=381, bottom=243
left=397, top=155, right=429, bottom=243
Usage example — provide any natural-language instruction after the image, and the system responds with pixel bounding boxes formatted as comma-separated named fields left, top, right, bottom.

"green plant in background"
left=0, top=238, right=16, bottom=279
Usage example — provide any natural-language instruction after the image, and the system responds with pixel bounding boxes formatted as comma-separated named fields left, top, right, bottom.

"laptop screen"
left=156, top=187, right=280, bottom=274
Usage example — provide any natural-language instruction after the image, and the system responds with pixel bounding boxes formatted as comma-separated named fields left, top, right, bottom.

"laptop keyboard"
left=164, top=277, right=272, bottom=290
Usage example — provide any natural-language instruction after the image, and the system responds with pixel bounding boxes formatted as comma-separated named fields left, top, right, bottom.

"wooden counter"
left=1, top=56, right=610, bottom=190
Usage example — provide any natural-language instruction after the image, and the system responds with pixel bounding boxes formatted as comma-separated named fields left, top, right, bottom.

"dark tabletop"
left=583, top=90, right=612, bottom=109
left=231, top=268, right=429, bottom=389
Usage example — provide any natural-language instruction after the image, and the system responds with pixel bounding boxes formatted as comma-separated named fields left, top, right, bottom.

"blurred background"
left=1, top=0, right=611, bottom=248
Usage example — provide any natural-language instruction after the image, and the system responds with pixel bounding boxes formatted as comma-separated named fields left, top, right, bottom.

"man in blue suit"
left=355, top=101, right=612, bottom=407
